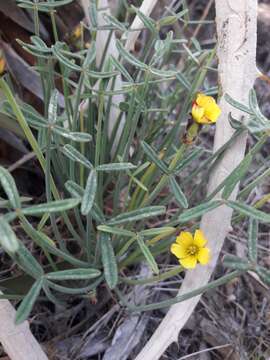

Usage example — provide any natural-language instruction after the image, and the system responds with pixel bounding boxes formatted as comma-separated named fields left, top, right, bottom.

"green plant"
left=0, top=0, right=269, bottom=325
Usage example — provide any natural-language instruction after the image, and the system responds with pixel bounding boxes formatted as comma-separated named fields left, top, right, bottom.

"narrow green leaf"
left=65, top=181, right=105, bottom=223
left=131, top=5, right=156, bottom=33
left=223, top=255, right=250, bottom=270
left=108, top=206, right=166, bottom=225
left=97, top=225, right=135, bottom=237
left=110, top=56, right=133, bottom=83
left=222, top=153, right=252, bottom=199
left=22, top=198, right=80, bottom=215
left=46, top=268, right=101, bottom=281
left=48, top=89, right=58, bottom=124
left=61, top=144, right=93, bottom=169
left=149, top=67, right=177, bottom=78
left=174, top=147, right=202, bottom=173
left=96, top=163, right=136, bottom=171
left=0, top=166, right=21, bottom=209
left=47, top=278, right=102, bottom=295
left=178, top=200, right=222, bottom=223
left=89, top=0, right=98, bottom=27
left=65, top=180, right=84, bottom=198
left=141, top=141, right=168, bottom=174
left=225, top=93, right=253, bottom=115
left=15, top=277, right=44, bottom=324
left=116, top=40, right=148, bottom=70
left=0, top=217, right=19, bottom=253
left=53, top=126, right=92, bottom=142
left=169, top=176, right=188, bottom=208
left=137, top=235, right=159, bottom=274
left=52, top=42, right=82, bottom=71
left=100, top=233, right=118, bottom=289
left=256, top=266, right=270, bottom=286
left=81, top=170, right=97, bottom=215
left=227, top=200, right=270, bottom=223
left=175, top=72, right=191, bottom=90
left=248, top=89, right=268, bottom=125
left=86, top=69, right=119, bottom=79
left=15, top=243, right=44, bottom=278
left=140, top=227, right=175, bottom=237
left=103, top=14, right=127, bottom=32
left=158, top=9, right=188, bottom=26
left=248, top=218, right=258, bottom=262
left=36, top=231, right=90, bottom=268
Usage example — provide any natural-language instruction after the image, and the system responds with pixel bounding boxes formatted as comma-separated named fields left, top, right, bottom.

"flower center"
left=187, top=245, right=198, bottom=256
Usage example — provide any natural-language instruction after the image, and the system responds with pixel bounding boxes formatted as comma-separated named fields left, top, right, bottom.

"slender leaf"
left=116, top=40, right=148, bottom=70
left=81, top=170, right=97, bottom=215
left=15, top=277, right=44, bottom=324
left=223, top=255, right=250, bottom=271
left=225, top=93, right=253, bottom=115
left=22, top=198, right=80, bottom=215
left=97, top=225, right=135, bottom=237
left=178, top=200, right=222, bottom=223
left=61, top=144, right=93, bottom=169
left=96, top=163, right=136, bottom=172
left=48, top=89, right=58, bottom=124
left=108, top=206, right=166, bottom=225
left=227, top=200, right=270, bottom=223
left=100, top=233, right=118, bottom=289
left=222, top=153, right=252, bottom=199
left=248, top=218, right=258, bottom=262
left=0, top=217, right=19, bottom=253
left=169, top=176, right=188, bottom=208
left=0, top=166, right=21, bottom=208
left=141, top=141, right=168, bottom=174
left=137, top=235, right=159, bottom=274
left=140, top=227, right=175, bottom=237
left=46, top=268, right=101, bottom=281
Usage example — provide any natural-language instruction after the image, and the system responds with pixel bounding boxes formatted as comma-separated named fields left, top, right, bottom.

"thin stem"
left=116, top=270, right=242, bottom=311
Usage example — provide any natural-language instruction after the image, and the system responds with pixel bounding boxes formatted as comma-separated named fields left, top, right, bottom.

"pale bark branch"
left=135, top=1, right=258, bottom=359
left=0, top=293, right=48, bottom=360
left=124, top=0, right=158, bottom=51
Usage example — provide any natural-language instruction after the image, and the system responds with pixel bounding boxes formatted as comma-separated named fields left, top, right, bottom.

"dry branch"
left=124, top=0, right=158, bottom=51
left=135, top=1, right=258, bottom=359
left=0, top=293, right=48, bottom=360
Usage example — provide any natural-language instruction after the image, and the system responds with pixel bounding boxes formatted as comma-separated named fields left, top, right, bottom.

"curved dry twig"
left=135, top=1, right=258, bottom=359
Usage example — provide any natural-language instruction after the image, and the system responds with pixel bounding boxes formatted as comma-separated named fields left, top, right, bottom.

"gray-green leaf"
left=100, top=232, right=118, bottom=289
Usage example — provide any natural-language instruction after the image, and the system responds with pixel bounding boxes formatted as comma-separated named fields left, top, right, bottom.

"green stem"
left=0, top=78, right=81, bottom=243
left=119, top=265, right=182, bottom=285
left=142, top=144, right=187, bottom=206
left=116, top=270, right=243, bottom=311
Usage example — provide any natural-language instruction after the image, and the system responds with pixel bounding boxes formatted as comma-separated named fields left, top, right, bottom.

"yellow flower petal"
left=170, top=243, right=187, bottom=259
left=176, top=231, right=193, bottom=246
left=196, top=93, right=215, bottom=108
left=204, top=103, right=221, bottom=122
left=179, top=255, right=197, bottom=269
left=193, top=229, right=207, bottom=248
left=0, top=58, right=5, bottom=75
left=197, top=247, right=210, bottom=265
left=191, top=104, right=205, bottom=123
left=193, top=93, right=221, bottom=124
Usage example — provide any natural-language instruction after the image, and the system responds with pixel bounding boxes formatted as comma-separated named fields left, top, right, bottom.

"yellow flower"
left=170, top=230, right=210, bottom=269
left=191, top=93, right=221, bottom=124
left=72, top=24, right=82, bottom=39
left=0, top=57, right=5, bottom=75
